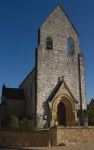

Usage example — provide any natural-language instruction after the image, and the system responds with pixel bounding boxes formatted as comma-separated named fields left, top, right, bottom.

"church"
left=0, top=4, right=87, bottom=128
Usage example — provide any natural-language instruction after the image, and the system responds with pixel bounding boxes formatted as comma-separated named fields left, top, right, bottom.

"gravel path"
left=1, top=143, right=94, bottom=150
left=21, top=143, right=94, bottom=150
left=44, top=143, right=94, bottom=150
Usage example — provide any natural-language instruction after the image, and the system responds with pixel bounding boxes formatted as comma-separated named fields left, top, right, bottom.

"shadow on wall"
left=42, top=101, right=50, bottom=128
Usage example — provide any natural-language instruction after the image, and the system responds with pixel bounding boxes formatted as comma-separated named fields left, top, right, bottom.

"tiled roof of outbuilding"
left=2, top=86, right=25, bottom=100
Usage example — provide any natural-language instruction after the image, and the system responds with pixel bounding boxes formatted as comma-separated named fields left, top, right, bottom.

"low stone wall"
left=0, top=127, right=94, bottom=147
left=50, top=126, right=94, bottom=146
left=0, top=130, right=49, bottom=147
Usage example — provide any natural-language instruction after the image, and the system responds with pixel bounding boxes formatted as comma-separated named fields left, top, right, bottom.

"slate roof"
left=2, top=86, right=25, bottom=100
left=19, top=67, right=36, bottom=87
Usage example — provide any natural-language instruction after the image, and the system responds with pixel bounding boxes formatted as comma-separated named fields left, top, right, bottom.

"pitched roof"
left=19, top=67, right=36, bottom=87
left=48, top=79, right=62, bottom=101
left=48, top=78, right=78, bottom=103
left=2, top=86, right=25, bottom=100
left=56, top=4, right=79, bottom=37
left=40, top=3, right=79, bottom=37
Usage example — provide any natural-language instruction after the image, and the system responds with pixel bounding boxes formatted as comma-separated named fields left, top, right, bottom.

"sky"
left=0, top=0, right=94, bottom=103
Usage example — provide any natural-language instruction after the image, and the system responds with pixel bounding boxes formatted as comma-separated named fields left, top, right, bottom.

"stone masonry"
left=36, top=5, right=87, bottom=127
left=0, top=4, right=87, bottom=128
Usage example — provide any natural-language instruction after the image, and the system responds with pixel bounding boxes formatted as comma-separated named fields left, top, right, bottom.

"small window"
left=46, top=37, right=53, bottom=49
left=67, top=37, right=74, bottom=53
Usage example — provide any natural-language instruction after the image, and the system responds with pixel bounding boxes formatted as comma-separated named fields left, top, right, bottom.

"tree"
left=88, top=98, right=94, bottom=125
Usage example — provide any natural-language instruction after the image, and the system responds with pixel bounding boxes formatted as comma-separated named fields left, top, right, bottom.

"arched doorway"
left=57, top=102, right=66, bottom=125
left=51, top=96, right=75, bottom=126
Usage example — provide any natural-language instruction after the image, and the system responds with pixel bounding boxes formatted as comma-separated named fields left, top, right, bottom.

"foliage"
left=1, top=115, right=36, bottom=131
left=1, top=115, right=19, bottom=129
left=88, top=110, right=94, bottom=120
left=87, top=98, right=94, bottom=125
left=21, top=117, right=33, bottom=129
left=77, top=109, right=88, bottom=126
left=88, top=99, right=94, bottom=118
left=77, top=110, right=88, bottom=119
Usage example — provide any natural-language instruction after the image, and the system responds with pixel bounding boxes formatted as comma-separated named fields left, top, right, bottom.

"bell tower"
left=36, top=4, right=87, bottom=128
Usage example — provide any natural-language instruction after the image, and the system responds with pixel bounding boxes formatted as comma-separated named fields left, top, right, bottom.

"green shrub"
left=8, top=115, right=19, bottom=129
left=21, top=117, right=32, bottom=129
left=1, top=115, right=19, bottom=129
left=88, top=110, right=94, bottom=125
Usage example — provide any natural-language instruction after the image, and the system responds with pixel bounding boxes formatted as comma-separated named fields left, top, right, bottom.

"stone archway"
left=51, top=95, right=75, bottom=126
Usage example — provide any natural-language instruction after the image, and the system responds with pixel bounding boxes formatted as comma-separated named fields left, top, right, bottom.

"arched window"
left=46, top=37, right=53, bottom=49
left=67, top=37, right=74, bottom=53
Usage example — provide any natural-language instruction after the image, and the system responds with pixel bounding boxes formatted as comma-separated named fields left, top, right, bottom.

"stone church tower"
left=0, top=4, right=87, bottom=128
left=36, top=4, right=87, bottom=128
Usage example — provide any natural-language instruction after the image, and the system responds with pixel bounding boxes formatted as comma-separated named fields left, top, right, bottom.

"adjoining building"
left=0, top=4, right=87, bottom=128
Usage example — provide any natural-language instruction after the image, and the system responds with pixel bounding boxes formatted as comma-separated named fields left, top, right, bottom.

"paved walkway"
left=1, top=143, right=94, bottom=150
left=43, top=143, right=94, bottom=150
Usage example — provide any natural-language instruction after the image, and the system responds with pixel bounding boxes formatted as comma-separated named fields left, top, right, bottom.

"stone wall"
left=0, top=105, right=6, bottom=119
left=36, top=5, right=87, bottom=127
left=0, top=130, right=49, bottom=147
left=50, top=126, right=94, bottom=146
left=78, top=54, right=87, bottom=110
left=0, top=99, right=25, bottom=119
left=0, top=127, right=94, bottom=147
left=6, top=99, right=25, bottom=117
left=19, top=68, right=36, bottom=119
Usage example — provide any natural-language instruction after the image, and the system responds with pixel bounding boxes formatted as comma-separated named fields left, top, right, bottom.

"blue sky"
left=0, top=0, right=94, bottom=103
